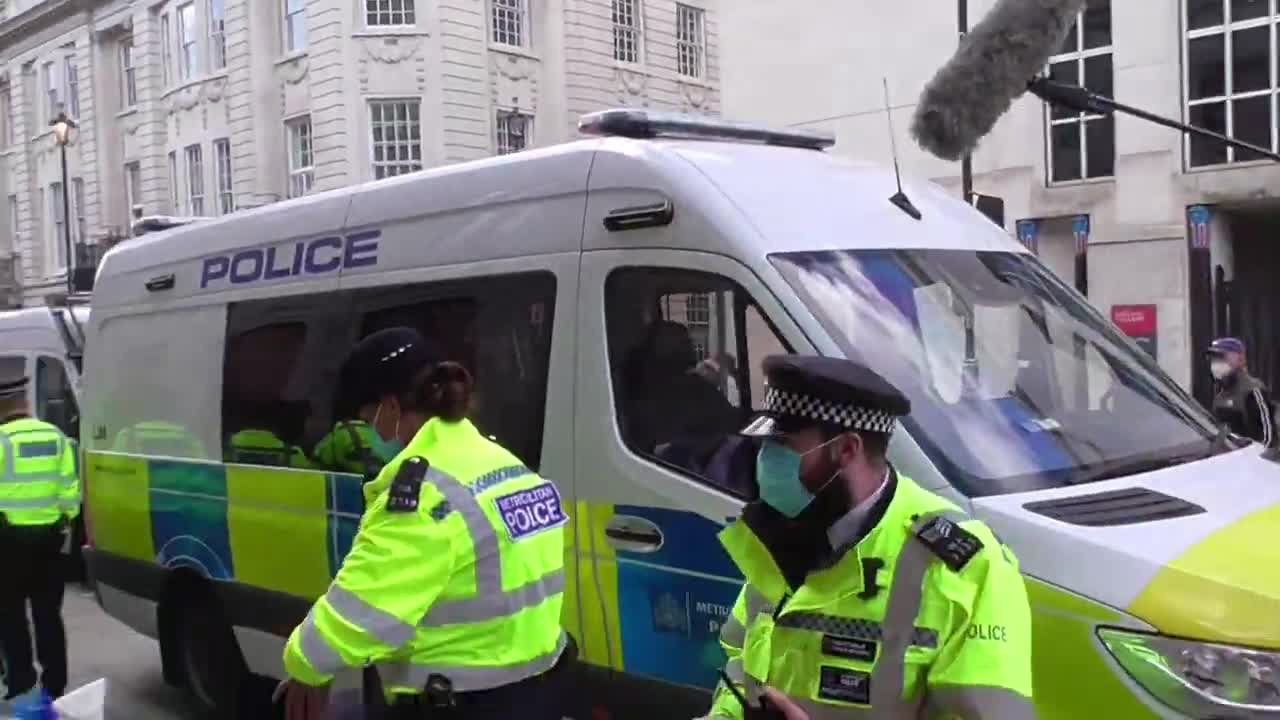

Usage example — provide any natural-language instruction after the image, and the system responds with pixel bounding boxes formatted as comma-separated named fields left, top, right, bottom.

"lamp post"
left=50, top=112, right=77, bottom=294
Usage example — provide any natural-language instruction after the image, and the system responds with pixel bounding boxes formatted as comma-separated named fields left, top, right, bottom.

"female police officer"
left=275, top=331, right=571, bottom=720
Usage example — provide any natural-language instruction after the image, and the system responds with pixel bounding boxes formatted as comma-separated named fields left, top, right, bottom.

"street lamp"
left=50, top=111, right=77, bottom=294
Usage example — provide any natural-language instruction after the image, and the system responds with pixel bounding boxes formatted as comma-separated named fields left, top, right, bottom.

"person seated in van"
left=313, top=327, right=438, bottom=485
left=111, top=420, right=208, bottom=459
left=224, top=399, right=314, bottom=469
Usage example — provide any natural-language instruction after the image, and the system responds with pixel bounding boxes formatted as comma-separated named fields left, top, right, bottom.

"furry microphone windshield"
left=910, top=0, right=1089, bottom=161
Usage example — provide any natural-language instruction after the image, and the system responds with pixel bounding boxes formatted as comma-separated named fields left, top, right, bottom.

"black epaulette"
left=913, top=513, right=983, bottom=572
left=387, top=456, right=429, bottom=514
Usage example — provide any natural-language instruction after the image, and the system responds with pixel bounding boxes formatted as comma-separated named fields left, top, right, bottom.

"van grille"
left=1022, top=487, right=1205, bottom=527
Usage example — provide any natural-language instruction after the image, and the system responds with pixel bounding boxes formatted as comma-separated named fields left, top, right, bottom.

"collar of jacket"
left=719, top=469, right=903, bottom=604
left=1, top=412, right=31, bottom=426
left=363, top=416, right=482, bottom=498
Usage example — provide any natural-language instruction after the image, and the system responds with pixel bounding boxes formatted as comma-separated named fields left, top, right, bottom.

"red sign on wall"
left=1111, top=304, right=1158, bottom=360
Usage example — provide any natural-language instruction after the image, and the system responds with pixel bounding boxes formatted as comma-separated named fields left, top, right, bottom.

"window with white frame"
left=1, top=86, right=12, bottom=145
left=120, top=36, right=137, bottom=108
left=8, top=195, right=18, bottom=243
left=492, top=0, right=526, bottom=47
left=367, top=0, right=415, bottom=27
left=71, top=177, right=85, bottom=245
left=676, top=4, right=705, bottom=79
left=209, top=0, right=227, bottom=70
left=168, top=150, right=179, bottom=213
left=613, top=0, right=641, bottom=63
left=495, top=110, right=531, bottom=154
left=185, top=144, right=204, bottom=215
left=1046, top=0, right=1113, bottom=182
left=63, top=53, right=79, bottom=118
left=369, top=100, right=423, bottom=179
left=1185, top=0, right=1280, bottom=166
left=214, top=138, right=234, bottom=214
left=286, top=115, right=314, bottom=197
left=283, top=0, right=308, bottom=53
left=178, top=2, right=197, bottom=80
left=48, top=182, right=66, bottom=271
left=43, top=61, right=59, bottom=122
left=160, top=13, right=173, bottom=87
left=124, top=162, right=142, bottom=222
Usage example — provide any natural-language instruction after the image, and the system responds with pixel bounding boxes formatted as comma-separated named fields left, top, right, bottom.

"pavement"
left=1, top=584, right=194, bottom=719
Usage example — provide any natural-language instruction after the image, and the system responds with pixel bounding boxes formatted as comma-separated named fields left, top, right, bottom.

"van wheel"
left=176, top=593, right=248, bottom=717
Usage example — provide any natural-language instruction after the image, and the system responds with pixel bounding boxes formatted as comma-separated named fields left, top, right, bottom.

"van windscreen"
left=771, top=249, right=1223, bottom=497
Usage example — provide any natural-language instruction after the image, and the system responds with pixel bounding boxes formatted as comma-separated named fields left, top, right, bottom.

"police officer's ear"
left=832, top=431, right=863, bottom=465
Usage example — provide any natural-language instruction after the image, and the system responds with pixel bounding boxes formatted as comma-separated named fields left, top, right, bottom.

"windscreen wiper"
left=1073, top=452, right=1206, bottom=485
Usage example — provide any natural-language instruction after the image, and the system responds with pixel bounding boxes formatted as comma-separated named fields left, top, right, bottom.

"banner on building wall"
left=1111, top=304, right=1158, bottom=360
left=1072, top=215, right=1090, bottom=255
left=1016, top=219, right=1039, bottom=254
left=1188, top=205, right=1213, bottom=250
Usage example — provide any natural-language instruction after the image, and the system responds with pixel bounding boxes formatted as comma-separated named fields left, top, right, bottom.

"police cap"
left=0, top=375, right=28, bottom=401
left=340, top=327, right=442, bottom=406
left=740, top=355, right=910, bottom=438
left=1207, top=337, right=1246, bottom=357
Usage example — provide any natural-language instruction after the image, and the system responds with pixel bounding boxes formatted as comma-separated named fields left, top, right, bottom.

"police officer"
left=1208, top=337, right=1274, bottom=448
left=701, top=356, right=1033, bottom=720
left=313, top=327, right=434, bottom=486
left=275, top=345, right=572, bottom=720
left=0, top=375, right=79, bottom=702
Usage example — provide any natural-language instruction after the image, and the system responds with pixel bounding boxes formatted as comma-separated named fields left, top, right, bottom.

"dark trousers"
left=0, top=522, right=68, bottom=698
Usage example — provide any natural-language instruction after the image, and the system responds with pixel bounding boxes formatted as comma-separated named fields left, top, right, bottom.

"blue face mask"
left=755, top=438, right=843, bottom=518
left=370, top=403, right=405, bottom=462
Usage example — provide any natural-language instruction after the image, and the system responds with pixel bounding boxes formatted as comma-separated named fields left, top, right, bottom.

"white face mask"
left=1210, top=360, right=1232, bottom=380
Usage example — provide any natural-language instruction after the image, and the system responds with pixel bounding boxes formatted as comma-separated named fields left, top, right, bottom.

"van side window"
left=0, top=356, right=24, bottom=387
left=220, top=271, right=556, bottom=472
left=36, top=356, right=79, bottom=440
left=605, top=267, right=792, bottom=497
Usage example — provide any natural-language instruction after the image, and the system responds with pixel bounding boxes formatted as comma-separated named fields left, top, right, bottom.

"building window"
left=676, top=3, right=705, bottom=79
left=63, top=54, right=79, bottom=118
left=367, top=0, right=415, bottom=26
left=160, top=13, right=173, bottom=87
left=49, top=182, right=66, bottom=271
left=283, top=0, right=308, bottom=53
left=1185, top=0, right=1280, bottom=166
left=492, top=0, right=526, bottom=47
left=613, top=0, right=642, bottom=63
left=120, top=36, right=138, bottom=108
left=1046, top=0, right=1113, bottom=182
left=125, top=162, right=142, bottom=222
left=1, top=86, right=12, bottom=145
left=286, top=115, right=314, bottom=197
left=71, top=177, right=85, bottom=245
left=8, top=194, right=18, bottom=242
left=43, top=61, right=59, bottom=122
left=209, top=0, right=227, bottom=70
left=185, top=144, right=205, bottom=215
left=495, top=110, right=531, bottom=155
left=214, top=138, right=234, bottom=214
left=168, top=150, right=179, bottom=213
left=178, top=2, right=197, bottom=80
left=369, top=100, right=423, bottom=179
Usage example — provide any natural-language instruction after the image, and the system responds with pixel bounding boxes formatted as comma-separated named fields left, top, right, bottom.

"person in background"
left=1208, top=337, right=1274, bottom=448
left=275, top=341, right=572, bottom=720
left=0, top=375, right=79, bottom=704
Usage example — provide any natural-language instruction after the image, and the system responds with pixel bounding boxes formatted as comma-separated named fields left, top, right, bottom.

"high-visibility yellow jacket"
left=705, top=471, right=1034, bottom=719
left=282, top=417, right=568, bottom=697
left=0, top=416, right=80, bottom=526
left=226, top=428, right=312, bottom=469
left=112, top=420, right=208, bottom=459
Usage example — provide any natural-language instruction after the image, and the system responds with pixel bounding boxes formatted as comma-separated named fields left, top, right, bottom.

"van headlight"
left=1099, top=627, right=1280, bottom=716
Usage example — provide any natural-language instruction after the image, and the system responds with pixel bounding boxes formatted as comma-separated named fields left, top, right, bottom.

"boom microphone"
left=911, top=0, right=1089, bottom=161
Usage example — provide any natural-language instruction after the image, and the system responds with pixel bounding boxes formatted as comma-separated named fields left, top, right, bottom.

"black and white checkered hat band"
left=763, top=387, right=897, bottom=434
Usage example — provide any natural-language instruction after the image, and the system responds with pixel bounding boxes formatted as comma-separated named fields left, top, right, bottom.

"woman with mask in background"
left=314, top=327, right=436, bottom=492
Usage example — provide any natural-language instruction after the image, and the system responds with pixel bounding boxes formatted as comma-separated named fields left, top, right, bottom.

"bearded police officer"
left=702, top=355, right=1033, bottom=720
left=276, top=348, right=572, bottom=720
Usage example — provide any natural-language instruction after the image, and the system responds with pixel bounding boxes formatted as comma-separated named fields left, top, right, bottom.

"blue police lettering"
left=198, top=230, right=383, bottom=288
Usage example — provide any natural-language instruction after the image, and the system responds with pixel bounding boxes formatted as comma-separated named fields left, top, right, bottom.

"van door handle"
left=604, top=515, right=664, bottom=553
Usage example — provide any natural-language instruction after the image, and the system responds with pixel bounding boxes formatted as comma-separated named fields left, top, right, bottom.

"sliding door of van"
left=573, top=249, right=813, bottom=718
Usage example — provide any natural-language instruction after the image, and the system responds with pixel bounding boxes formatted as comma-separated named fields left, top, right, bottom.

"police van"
left=80, top=110, right=1280, bottom=720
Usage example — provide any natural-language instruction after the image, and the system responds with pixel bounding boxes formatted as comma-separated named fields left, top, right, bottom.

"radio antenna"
left=883, top=77, right=921, bottom=220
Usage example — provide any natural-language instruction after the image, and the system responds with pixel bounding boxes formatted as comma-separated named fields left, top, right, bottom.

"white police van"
left=79, top=110, right=1280, bottom=720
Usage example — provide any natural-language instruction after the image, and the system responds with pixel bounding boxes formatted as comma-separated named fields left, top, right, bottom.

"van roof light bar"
left=131, top=214, right=211, bottom=236
left=578, top=109, right=836, bottom=151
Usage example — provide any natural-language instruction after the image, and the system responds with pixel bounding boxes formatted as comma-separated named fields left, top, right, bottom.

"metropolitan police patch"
left=493, top=482, right=568, bottom=541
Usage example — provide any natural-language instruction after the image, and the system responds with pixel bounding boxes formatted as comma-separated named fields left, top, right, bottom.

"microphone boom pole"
left=958, top=0, right=975, bottom=201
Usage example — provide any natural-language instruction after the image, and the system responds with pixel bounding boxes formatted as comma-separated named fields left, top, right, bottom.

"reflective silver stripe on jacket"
left=376, top=630, right=568, bottom=692
left=298, top=606, right=347, bottom=676
left=417, top=466, right=564, bottom=628
left=0, top=432, right=13, bottom=483
left=926, top=685, right=1036, bottom=719
left=321, top=585, right=418, bottom=649
left=0, top=495, right=62, bottom=510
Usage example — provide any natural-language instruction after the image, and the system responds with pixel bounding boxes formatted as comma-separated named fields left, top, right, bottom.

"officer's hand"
left=761, top=688, right=809, bottom=720
left=273, top=678, right=331, bottom=720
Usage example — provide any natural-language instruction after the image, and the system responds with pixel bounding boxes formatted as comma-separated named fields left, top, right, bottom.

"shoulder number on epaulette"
left=387, top=456, right=429, bottom=514
left=914, top=515, right=983, bottom=572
